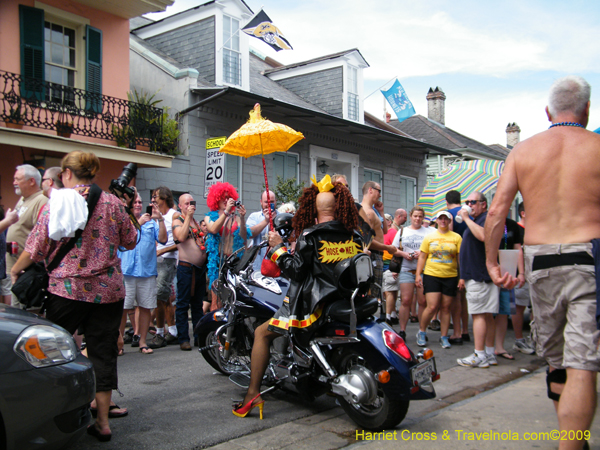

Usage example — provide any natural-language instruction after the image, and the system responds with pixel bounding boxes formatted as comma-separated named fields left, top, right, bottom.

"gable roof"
left=389, top=115, right=508, bottom=160
left=263, top=49, right=369, bottom=76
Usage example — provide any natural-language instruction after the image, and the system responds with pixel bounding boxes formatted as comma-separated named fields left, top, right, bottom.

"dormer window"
left=223, top=15, right=241, bottom=86
left=347, top=65, right=359, bottom=121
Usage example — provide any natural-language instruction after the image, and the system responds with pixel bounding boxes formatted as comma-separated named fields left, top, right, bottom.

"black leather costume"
left=267, top=220, right=363, bottom=335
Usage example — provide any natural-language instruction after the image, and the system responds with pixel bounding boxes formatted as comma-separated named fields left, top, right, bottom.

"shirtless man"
left=173, top=194, right=207, bottom=351
left=359, top=181, right=398, bottom=303
left=485, top=75, right=599, bottom=450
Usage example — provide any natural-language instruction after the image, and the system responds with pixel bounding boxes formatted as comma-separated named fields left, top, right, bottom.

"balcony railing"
left=0, top=70, right=164, bottom=151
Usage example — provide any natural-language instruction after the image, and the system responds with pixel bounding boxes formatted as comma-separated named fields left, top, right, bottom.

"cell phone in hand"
left=189, top=201, right=196, bottom=206
left=146, top=205, right=153, bottom=215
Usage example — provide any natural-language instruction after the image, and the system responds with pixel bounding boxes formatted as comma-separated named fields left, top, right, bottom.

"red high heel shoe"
left=232, top=394, right=264, bottom=419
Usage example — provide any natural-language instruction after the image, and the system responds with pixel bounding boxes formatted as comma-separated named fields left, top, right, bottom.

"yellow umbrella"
left=220, top=103, right=304, bottom=228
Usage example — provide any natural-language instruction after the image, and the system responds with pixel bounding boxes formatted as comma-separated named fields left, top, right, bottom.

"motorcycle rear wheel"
left=336, top=349, right=409, bottom=431
left=198, top=322, right=251, bottom=375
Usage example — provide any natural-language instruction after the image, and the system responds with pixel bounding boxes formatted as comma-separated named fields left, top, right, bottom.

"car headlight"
left=14, top=325, right=77, bottom=368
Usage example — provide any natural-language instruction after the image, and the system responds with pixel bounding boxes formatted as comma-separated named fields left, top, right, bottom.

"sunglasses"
left=465, top=200, right=481, bottom=205
left=372, top=187, right=381, bottom=194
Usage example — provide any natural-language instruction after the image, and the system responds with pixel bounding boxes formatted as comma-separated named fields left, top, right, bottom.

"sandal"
left=118, top=348, right=125, bottom=356
left=87, top=424, right=111, bottom=442
left=139, top=346, right=153, bottom=354
left=409, top=315, right=419, bottom=323
left=90, top=404, right=129, bottom=419
left=495, top=351, right=515, bottom=360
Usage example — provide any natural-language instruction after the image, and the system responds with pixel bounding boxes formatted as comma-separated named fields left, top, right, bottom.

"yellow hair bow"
left=310, top=174, right=335, bottom=193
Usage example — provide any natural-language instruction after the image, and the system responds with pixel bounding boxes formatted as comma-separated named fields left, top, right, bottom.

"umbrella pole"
left=260, top=138, right=275, bottom=230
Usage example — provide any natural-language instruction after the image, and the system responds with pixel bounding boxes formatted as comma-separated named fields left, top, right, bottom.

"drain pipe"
left=176, top=88, right=229, bottom=118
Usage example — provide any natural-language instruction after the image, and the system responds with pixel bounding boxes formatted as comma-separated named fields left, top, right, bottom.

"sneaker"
left=416, top=331, right=427, bottom=347
left=486, top=353, right=498, bottom=366
left=180, top=341, right=192, bottom=351
left=428, top=319, right=441, bottom=331
left=131, top=335, right=140, bottom=348
left=147, top=334, right=167, bottom=349
left=123, top=333, right=132, bottom=345
left=448, top=336, right=463, bottom=345
left=457, top=352, right=489, bottom=368
left=439, top=336, right=451, bottom=349
left=513, top=339, right=535, bottom=355
left=399, top=330, right=407, bottom=340
left=165, top=332, right=178, bottom=345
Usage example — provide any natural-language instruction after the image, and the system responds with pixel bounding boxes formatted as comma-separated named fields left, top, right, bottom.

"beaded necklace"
left=548, top=122, right=584, bottom=129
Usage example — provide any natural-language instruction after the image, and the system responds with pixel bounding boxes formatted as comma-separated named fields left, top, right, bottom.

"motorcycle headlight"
left=14, top=325, right=78, bottom=368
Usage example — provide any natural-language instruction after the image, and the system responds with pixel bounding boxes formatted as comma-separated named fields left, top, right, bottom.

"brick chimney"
left=426, top=87, right=446, bottom=125
left=506, top=122, right=521, bottom=148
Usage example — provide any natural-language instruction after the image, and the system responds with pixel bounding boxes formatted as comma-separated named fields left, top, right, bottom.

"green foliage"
left=273, top=175, right=305, bottom=206
left=160, top=107, right=181, bottom=155
left=111, top=124, right=135, bottom=148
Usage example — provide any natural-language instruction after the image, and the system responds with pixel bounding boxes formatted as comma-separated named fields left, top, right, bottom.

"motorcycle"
left=195, top=216, right=439, bottom=431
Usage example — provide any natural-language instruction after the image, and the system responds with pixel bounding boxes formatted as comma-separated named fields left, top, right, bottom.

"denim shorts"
left=156, top=258, right=177, bottom=302
left=399, top=271, right=416, bottom=284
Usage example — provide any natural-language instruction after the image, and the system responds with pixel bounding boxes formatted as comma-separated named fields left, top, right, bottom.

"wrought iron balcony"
left=0, top=70, right=164, bottom=151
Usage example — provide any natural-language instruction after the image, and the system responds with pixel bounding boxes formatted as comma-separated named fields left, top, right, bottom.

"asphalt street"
left=68, top=318, right=544, bottom=450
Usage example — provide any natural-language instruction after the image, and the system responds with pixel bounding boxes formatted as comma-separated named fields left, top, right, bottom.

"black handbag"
left=10, top=263, right=48, bottom=309
left=388, top=255, right=403, bottom=273
left=11, top=184, right=102, bottom=309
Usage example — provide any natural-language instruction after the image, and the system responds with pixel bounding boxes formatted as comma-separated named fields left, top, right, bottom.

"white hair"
left=16, top=164, right=41, bottom=186
left=277, top=202, right=296, bottom=214
left=548, top=75, right=591, bottom=117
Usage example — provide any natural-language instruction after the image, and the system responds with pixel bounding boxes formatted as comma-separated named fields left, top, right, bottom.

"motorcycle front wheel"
left=336, top=348, right=409, bottom=431
left=198, top=321, right=251, bottom=375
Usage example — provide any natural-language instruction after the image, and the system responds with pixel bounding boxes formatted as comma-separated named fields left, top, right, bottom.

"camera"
left=146, top=205, right=153, bottom=215
left=109, top=163, right=137, bottom=200
left=189, top=201, right=196, bottom=206
left=234, top=200, right=242, bottom=207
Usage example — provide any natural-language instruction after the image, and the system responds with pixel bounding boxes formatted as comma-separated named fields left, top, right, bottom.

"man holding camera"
left=172, top=194, right=207, bottom=351
left=247, top=190, right=277, bottom=272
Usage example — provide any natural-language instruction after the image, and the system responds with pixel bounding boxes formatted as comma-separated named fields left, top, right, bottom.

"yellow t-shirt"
left=420, top=230, right=462, bottom=278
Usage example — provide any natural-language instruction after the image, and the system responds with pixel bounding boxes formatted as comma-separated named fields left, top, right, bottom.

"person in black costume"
left=232, top=175, right=362, bottom=419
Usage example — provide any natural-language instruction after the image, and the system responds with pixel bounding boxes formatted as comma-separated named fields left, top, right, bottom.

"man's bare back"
left=500, top=127, right=600, bottom=245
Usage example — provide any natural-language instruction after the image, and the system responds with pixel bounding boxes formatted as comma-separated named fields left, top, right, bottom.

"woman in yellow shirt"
left=415, top=211, right=462, bottom=349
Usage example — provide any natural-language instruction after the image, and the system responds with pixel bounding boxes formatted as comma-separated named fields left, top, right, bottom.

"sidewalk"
left=208, top=360, right=599, bottom=450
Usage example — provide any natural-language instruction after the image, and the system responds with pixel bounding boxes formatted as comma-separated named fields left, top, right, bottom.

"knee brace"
left=546, top=367, right=567, bottom=401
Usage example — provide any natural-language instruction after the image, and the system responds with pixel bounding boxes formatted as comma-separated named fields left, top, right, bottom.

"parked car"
left=0, top=304, right=95, bottom=450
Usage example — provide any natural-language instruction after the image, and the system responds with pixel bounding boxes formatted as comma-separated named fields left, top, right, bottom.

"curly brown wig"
left=291, top=184, right=358, bottom=238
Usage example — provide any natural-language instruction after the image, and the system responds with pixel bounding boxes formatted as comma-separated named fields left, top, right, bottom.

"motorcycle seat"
left=325, top=296, right=379, bottom=323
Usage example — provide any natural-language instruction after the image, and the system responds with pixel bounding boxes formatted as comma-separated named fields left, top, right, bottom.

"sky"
left=146, top=0, right=600, bottom=146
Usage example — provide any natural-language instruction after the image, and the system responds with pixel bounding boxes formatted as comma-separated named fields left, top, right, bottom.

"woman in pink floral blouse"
left=12, top=150, right=137, bottom=442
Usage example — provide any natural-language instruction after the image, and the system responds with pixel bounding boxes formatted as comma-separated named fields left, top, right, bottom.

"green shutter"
left=225, top=154, right=240, bottom=186
left=273, top=153, right=284, bottom=178
left=19, top=5, right=45, bottom=100
left=86, top=25, right=102, bottom=112
left=285, top=154, right=298, bottom=180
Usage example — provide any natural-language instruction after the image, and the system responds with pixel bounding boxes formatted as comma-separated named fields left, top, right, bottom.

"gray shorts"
left=465, top=279, right=499, bottom=314
left=1, top=277, right=11, bottom=296
left=382, top=270, right=400, bottom=292
left=156, top=258, right=177, bottom=302
left=525, top=243, right=600, bottom=371
left=514, top=281, right=530, bottom=307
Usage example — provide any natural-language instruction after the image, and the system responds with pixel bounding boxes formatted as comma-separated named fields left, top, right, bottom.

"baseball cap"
left=437, top=211, right=453, bottom=220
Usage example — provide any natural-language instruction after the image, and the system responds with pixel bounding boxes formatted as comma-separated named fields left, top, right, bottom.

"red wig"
left=206, top=182, right=239, bottom=211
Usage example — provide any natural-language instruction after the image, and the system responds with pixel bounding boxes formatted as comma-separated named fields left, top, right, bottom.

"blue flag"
left=381, top=79, right=415, bottom=123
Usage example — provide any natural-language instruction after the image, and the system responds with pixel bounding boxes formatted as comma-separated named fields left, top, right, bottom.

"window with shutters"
left=19, top=5, right=101, bottom=105
left=272, top=152, right=299, bottom=181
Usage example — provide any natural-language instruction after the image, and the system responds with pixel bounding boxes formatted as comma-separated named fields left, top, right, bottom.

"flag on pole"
left=381, top=79, right=415, bottom=123
left=242, top=10, right=293, bottom=52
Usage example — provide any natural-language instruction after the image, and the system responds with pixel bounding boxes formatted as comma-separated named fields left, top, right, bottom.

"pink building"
left=0, top=0, right=174, bottom=208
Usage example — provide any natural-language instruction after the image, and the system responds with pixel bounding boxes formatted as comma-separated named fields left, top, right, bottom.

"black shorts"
left=422, top=274, right=458, bottom=297
left=45, top=293, right=124, bottom=392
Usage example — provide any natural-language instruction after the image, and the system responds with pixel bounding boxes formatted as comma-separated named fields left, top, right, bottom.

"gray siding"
left=276, top=67, right=343, bottom=118
left=147, top=17, right=215, bottom=84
